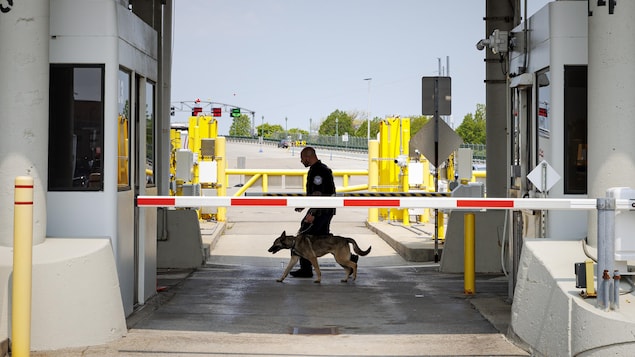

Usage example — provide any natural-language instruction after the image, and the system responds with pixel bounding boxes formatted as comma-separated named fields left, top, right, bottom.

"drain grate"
left=289, top=326, right=339, bottom=335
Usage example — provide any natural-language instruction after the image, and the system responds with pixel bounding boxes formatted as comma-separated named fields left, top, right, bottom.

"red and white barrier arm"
left=135, top=195, right=624, bottom=211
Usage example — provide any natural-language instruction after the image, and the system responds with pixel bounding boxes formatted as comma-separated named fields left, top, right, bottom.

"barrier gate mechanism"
left=137, top=195, right=599, bottom=210
left=138, top=193, right=635, bottom=311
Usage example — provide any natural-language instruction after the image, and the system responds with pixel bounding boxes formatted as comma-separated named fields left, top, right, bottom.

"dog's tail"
left=345, top=238, right=372, bottom=256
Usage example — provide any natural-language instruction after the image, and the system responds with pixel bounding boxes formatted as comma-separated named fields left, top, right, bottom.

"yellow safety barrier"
left=12, top=176, right=34, bottom=357
left=224, top=168, right=368, bottom=196
left=464, top=212, right=475, bottom=295
left=215, top=137, right=226, bottom=222
left=368, top=140, right=379, bottom=223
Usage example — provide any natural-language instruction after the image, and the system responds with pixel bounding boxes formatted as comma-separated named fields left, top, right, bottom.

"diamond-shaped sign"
left=409, top=118, right=462, bottom=167
left=527, top=160, right=561, bottom=192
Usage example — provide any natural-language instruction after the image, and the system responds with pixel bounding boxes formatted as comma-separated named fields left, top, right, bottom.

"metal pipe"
left=612, top=270, right=620, bottom=311
left=215, top=137, right=227, bottom=221
left=225, top=168, right=368, bottom=176
left=602, top=270, right=611, bottom=312
left=368, top=140, right=380, bottom=223
left=12, top=176, right=34, bottom=357
left=464, top=212, right=476, bottom=295
left=596, top=197, right=615, bottom=310
left=233, top=174, right=262, bottom=197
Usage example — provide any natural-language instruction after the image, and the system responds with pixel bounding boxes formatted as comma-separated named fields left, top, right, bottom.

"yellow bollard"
left=12, top=176, right=34, bottom=357
left=464, top=212, right=475, bottom=295
left=367, top=140, right=379, bottom=223
left=401, top=167, right=410, bottom=226
left=438, top=211, right=445, bottom=239
left=215, top=136, right=226, bottom=222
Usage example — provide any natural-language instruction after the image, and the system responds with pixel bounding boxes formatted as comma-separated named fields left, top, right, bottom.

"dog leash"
left=297, top=223, right=313, bottom=235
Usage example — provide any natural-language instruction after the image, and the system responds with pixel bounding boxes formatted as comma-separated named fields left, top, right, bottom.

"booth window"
left=118, top=68, right=131, bottom=190
left=48, top=64, right=104, bottom=191
left=145, top=80, right=156, bottom=187
left=563, top=65, right=587, bottom=194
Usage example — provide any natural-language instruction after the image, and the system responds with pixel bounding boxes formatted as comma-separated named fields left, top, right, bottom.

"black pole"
left=434, top=78, right=440, bottom=263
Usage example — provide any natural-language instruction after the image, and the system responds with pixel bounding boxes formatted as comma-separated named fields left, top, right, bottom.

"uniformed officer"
left=291, top=146, right=358, bottom=277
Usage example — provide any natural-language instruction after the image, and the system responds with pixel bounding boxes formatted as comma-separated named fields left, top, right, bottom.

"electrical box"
left=176, top=150, right=194, bottom=181
left=201, top=138, right=215, bottom=158
left=198, top=161, right=217, bottom=183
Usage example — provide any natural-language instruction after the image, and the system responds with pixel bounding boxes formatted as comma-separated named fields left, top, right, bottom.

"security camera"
left=476, top=39, right=488, bottom=51
left=394, top=155, right=408, bottom=168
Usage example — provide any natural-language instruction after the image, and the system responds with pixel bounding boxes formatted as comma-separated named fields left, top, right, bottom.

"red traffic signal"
left=212, top=107, right=222, bottom=117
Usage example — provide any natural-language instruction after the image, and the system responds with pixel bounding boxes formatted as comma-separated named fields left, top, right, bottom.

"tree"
left=288, top=128, right=308, bottom=139
left=255, top=123, right=284, bottom=139
left=318, top=110, right=353, bottom=136
left=456, top=104, right=486, bottom=144
left=354, top=117, right=381, bottom=138
left=409, top=115, right=431, bottom=137
left=229, top=114, right=252, bottom=136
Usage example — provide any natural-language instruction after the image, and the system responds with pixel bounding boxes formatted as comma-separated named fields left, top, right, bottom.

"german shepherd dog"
left=267, top=231, right=372, bottom=283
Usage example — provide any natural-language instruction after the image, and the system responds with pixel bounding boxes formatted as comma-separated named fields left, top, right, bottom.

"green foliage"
left=319, top=110, right=353, bottom=136
left=288, top=128, right=308, bottom=138
left=354, top=117, right=381, bottom=138
left=255, top=123, right=284, bottom=138
left=229, top=114, right=252, bottom=136
left=409, top=115, right=430, bottom=137
left=456, top=104, right=486, bottom=144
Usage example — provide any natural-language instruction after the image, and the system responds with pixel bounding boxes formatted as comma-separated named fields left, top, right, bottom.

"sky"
left=170, top=0, right=551, bottom=136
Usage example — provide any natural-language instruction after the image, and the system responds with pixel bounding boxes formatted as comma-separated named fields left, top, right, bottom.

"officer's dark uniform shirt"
left=306, top=160, right=336, bottom=216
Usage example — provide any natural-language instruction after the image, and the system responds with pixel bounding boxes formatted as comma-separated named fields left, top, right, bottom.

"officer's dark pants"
left=296, top=211, right=334, bottom=272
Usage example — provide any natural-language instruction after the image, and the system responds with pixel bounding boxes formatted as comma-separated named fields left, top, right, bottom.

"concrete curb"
left=201, top=220, right=227, bottom=259
left=366, top=221, right=443, bottom=262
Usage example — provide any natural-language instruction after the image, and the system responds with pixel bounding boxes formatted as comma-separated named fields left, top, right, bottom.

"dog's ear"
left=282, top=230, right=286, bottom=236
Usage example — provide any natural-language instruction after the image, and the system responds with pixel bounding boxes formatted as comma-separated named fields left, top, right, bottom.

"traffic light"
left=192, top=107, right=202, bottom=116
left=212, top=107, right=222, bottom=117
left=231, top=108, right=241, bottom=117
left=170, top=106, right=175, bottom=116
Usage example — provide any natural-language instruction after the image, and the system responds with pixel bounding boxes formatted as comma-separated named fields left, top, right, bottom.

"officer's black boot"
left=290, top=257, right=313, bottom=278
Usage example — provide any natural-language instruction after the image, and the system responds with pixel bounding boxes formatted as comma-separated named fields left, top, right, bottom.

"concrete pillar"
left=484, top=0, right=519, bottom=198
left=158, top=0, right=173, bottom=197
left=587, top=1, right=635, bottom=246
left=0, top=1, right=49, bottom=246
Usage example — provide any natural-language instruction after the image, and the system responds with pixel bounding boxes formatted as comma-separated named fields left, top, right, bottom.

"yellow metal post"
left=368, top=140, right=379, bottom=223
left=585, top=259, right=596, bottom=297
left=464, top=212, right=475, bottom=295
left=438, top=212, right=445, bottom=239
left=12, top=176, right=34, bottom=357
left=378, top=120, right=390, bottom=219
left=401, top=169, right=410, bottom=226
left=399, top=118, right=410, bottom=225
left=215, top=137, right=226, bottom=222
left=262, top=174, right=269, bottom=192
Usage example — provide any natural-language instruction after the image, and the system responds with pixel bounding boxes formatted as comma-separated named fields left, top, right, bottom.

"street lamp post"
left=335, top=118, right=339, bottom=147
left=364, top=78, right=372, bottom=142
left=259, top=115, right=264, bottom=153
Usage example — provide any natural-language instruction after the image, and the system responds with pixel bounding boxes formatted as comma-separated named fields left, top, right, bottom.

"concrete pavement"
left=28, top=142, right=529, bottom=356
left=30, top=212, right=529, bottom=356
